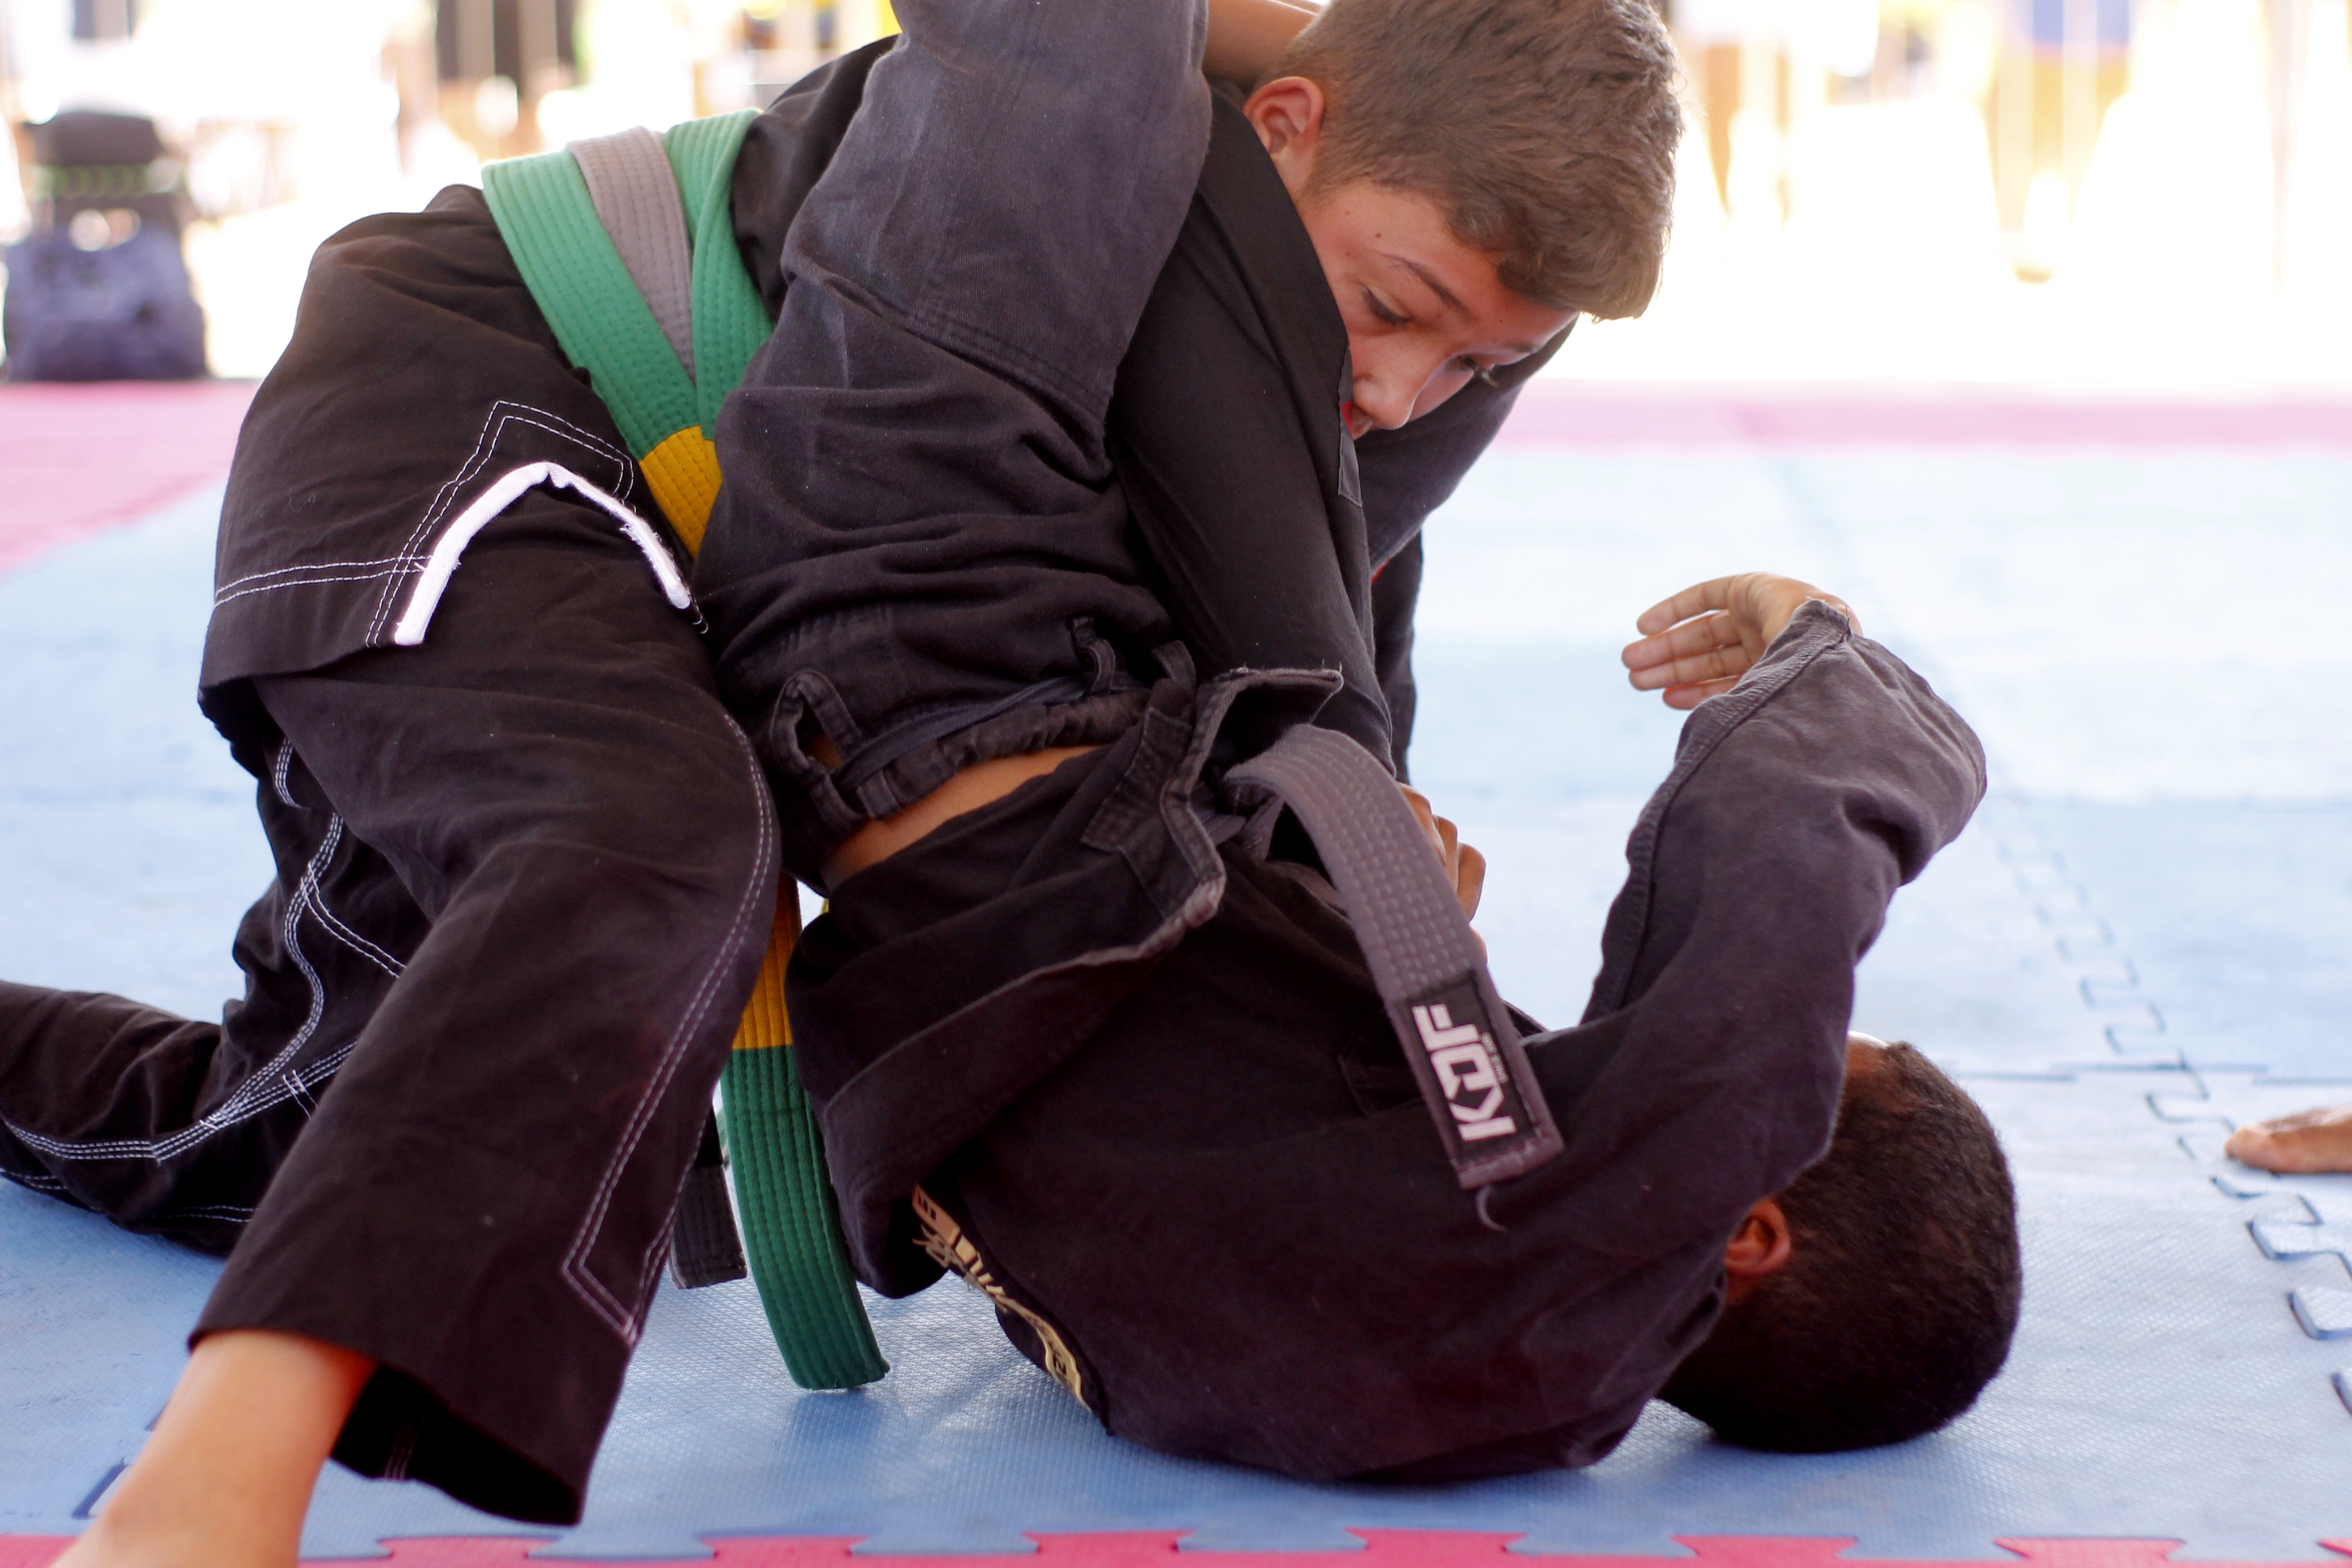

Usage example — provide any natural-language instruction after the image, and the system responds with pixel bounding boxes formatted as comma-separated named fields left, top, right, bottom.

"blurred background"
left=0, top=0, right=910, bottom=378
left=0, top=0, right=2345, bottom=386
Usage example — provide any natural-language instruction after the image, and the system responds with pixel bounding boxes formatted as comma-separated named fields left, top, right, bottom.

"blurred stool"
left=4, top=111, right=207, bottom=383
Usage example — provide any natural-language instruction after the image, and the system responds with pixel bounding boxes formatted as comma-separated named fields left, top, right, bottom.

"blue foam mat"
left=2023, top=801, right=2352, bottom=1080
left=7, top=447, right=2352, bottom=1555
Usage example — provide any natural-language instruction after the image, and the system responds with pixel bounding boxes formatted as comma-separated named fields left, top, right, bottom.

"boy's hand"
left=2225, top=1101, right=2352, bottom=1173
left=1401, top=785, right=1485, bottom=921
left=1621, top=573, right=1858, bottom=710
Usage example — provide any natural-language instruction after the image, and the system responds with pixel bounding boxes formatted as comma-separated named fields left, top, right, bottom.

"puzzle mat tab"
left=8, top=451, right=2352, bottom=1556
left=2023, top=802, right=2352, bottom=1080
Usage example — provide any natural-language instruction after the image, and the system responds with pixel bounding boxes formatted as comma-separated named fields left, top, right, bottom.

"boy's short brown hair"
left=1276, top=0, right=1683, bottom=318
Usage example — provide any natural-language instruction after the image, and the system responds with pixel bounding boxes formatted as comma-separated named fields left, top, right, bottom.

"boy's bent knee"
left=253, top=651, right=775, bottom=931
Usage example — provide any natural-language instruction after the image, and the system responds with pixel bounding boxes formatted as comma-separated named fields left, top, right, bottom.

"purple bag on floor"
left=3, top=224, right=208, bottom=382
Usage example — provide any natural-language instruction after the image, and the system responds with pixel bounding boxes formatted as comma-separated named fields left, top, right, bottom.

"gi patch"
left=1392, top=972, right=1560, bottom=1191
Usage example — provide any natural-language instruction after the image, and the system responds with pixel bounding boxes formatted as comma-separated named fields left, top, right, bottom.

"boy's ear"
left=1723, top=1196, right=1794, bottom=1306
left=1242, top=74, right=1327, bottom=194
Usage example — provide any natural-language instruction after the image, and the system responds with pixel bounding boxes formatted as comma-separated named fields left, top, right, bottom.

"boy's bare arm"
left=1621, top=572, right=1862, bottom=709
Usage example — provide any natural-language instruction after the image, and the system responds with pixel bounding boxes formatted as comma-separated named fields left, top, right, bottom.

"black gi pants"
left=0, top=500, right=778, bottom=1523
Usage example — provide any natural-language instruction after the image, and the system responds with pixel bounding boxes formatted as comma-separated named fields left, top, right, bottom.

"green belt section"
left=483, top=137, right=696, bottom=458
left=483, top=113, right=887, bottom=1391
left=722, top=1044, right=889, bottom=1386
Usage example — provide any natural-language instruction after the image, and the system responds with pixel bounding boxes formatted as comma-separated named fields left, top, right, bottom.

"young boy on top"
left=2, top=0, right=2015, bottom=1563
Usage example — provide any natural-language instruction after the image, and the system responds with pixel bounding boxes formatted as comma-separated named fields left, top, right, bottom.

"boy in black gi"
left=3, top=0, right=2017, bottom=1561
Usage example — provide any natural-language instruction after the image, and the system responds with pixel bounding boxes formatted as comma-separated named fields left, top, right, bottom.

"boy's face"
left=1245, top=78, right=1578, bottom=438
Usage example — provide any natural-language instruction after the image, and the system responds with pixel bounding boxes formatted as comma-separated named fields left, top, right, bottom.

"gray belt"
left=1223, top=726, right=1562, bottom=1195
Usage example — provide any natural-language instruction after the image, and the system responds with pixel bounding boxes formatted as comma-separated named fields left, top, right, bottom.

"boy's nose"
left=1350, top=343, right=1481, bottom=434
left=1346, top=371, right=1417, bottom=434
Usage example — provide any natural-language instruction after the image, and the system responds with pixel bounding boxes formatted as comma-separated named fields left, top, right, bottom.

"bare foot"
left=53, top=1330, right=373, bottom=1568
left=2225, top=1102, right=2352, bottom=1174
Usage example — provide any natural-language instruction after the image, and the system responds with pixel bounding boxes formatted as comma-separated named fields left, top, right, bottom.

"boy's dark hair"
left=1276, top=0, right=1683, bottom=318
left=1659, top=1042, right=2022, bottom=1452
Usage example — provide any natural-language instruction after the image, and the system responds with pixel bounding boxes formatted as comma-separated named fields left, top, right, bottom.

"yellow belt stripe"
left=731, top=890, right=799, bottom=1050
left=640, top=422, right=795, bottom=1050
left=640, top=426, right=726, bottom=557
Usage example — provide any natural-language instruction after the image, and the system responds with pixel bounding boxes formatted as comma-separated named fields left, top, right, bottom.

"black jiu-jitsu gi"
left=0, top=0, right=1549, bottom=1525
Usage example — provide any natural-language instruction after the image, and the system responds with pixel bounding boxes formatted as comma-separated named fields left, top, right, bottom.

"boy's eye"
left=1360, top=288, right=1409, bottom=328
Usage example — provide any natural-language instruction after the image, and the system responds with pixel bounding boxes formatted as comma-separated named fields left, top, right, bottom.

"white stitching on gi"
left=559, top=714, right=778, bottom=1342
left=363, top=401, right=637, bottom=645
left=2, top=1043, right=355, bottom=1164
left=382, top=1420, right=420, bottom=1482
left=254, top=814, right=357, bottom=1089
left=215, top=564, right=419, bottom=609
left=304, top=897, right=406, bottom=981
left=1, top=819, right=360, bottom=1163
left=272, top=743, right=407, bottom=979
left=217, top=558, right=427, bottom=596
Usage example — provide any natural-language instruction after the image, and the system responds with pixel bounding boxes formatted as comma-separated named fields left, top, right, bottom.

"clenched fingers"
left=1400, top=784, right=1484, bottom=918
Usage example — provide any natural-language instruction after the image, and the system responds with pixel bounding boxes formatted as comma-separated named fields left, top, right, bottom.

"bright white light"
left=475, top=76, right=521, bottom=141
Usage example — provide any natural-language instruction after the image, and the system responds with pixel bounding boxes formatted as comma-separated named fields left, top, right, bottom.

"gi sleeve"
left=1528, top=604, right=1988, bottom=1266
left=756, top=0, right=1209, bottom=426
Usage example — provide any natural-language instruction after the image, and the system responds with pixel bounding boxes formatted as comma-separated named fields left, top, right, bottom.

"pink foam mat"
left=1492, top=383, right=2352, bottom=449
left=0, top=380, right=257, bottom=575
left=5, top=1537, right=2352, bottom=1566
